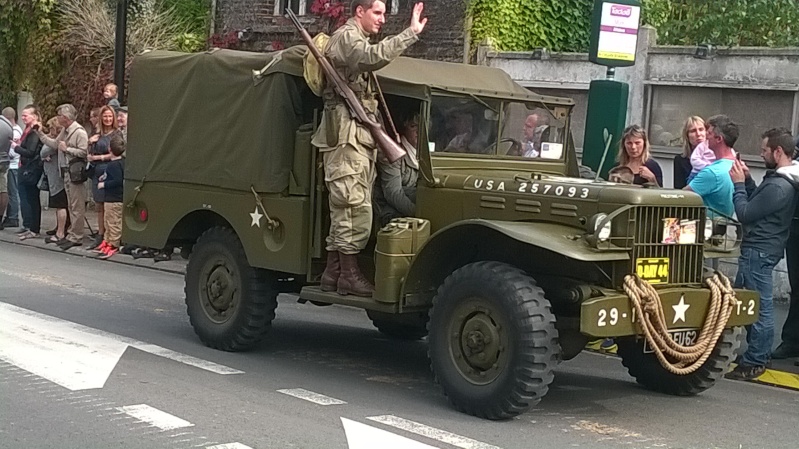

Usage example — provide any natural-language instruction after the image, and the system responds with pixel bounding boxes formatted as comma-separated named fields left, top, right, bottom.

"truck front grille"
left=632, top=206, right=705, bottom=285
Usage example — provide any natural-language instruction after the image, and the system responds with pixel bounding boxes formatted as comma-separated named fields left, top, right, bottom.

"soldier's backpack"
left=303, top=33, right=330, bottom=97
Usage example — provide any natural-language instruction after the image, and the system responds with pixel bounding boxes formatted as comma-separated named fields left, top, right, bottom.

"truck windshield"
left=427, top=96, right=566, bottom=160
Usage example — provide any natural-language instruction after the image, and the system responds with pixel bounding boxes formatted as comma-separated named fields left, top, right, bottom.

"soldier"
left=312, top=0, right=427, bottom=297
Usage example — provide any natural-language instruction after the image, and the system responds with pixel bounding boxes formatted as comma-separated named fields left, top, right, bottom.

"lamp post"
left=114, top=0, right=128, bottom=101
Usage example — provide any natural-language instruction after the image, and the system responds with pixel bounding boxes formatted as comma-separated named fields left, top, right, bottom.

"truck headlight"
left=591, top=213, right=612, bottom=242
left=704, top=218, right=714, bottom=241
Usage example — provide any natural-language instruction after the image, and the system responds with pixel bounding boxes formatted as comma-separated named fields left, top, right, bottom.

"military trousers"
left=323, top=143, right=376, bottom=254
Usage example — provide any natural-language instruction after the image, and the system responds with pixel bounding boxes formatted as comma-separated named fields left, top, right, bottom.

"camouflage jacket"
left=311, top=18, right=418, bottom=156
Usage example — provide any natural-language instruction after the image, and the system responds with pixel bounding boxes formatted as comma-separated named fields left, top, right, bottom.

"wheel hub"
left=201, top=261, right=238, bottom=323
left=449, top=302, right=507, bottom=385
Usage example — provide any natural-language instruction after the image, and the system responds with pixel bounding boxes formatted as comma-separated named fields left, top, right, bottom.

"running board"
left=298, top=286, right=400, bottom=313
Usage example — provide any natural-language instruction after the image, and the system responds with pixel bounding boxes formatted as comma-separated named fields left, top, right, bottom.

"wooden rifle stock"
left=286, top=8, right=406, bottom=163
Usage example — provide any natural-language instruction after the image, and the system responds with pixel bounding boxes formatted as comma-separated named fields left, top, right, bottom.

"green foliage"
left=0, top=0, right=66, bottom=115
left=163, top=0, right=211, bottom=36
left=468, top=0, right=592, bottom=53
left=641, top=0, right=799, bottom=47
left=470, top=0, right=799, bottom=53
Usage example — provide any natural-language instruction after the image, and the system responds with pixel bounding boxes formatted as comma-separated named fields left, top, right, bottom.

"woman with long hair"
left=14, top=105, right=44, bottom=240
left=614, top=124, right=662, bottom=187
left=86, top=105, right=118, bottom=250
left=673, top=116, right=706, bottom=189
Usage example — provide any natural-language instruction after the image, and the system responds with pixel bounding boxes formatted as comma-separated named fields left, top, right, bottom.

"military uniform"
left=312, top=18, right=418, bottom=255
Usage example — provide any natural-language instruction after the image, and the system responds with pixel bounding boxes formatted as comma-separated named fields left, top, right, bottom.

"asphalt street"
left=2, top=241, right=799, bottom=449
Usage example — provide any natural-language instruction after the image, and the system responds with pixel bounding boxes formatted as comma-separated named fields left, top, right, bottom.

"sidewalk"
left=1, top=207, right=186, bottom=275
left=3, top=208, right=798, bottom=379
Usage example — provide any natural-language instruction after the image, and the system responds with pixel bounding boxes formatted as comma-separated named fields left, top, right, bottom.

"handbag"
left=68, top=158, right=89, bottom=184
left=37, top=172, right=49, bottom=191
left=19, top=157, right=43, bottom=186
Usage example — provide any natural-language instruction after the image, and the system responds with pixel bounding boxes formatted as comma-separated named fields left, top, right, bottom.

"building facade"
left=214, top=0, right=467, bottom=61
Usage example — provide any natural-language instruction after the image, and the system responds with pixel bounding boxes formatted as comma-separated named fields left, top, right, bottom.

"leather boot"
left=337, top=252, right=374, bottom=297
left=320, top=251, right=340, bottom=292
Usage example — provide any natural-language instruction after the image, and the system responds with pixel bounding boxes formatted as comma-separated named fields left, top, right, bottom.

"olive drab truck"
left=123, top=46, right=759, bottom=420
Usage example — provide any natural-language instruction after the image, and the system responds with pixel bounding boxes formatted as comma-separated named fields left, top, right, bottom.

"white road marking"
left=117, top=404, right=194, bottom=431
left=0, top=302, right=242, bottom=390
left=277, top=388, right=347, bottom=405
left=342, top=418, right=439, bottom=449
left=367, top=415, right=502, bottom=449
left=206, top=443, right=254, bottom=449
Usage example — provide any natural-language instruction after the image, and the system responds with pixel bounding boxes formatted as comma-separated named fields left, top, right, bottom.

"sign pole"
left=581, top=0, right=641, bottom=181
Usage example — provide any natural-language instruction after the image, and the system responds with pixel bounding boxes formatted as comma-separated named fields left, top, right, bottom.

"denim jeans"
left=18, top=181, right=41, bottom=233
left=5, top=168, right=19, bottom=221
left=735, top=247, right=781, bottom=366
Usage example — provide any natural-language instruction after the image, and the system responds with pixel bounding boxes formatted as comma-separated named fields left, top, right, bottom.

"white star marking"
left=672, top=296, right=690, bottom=324
left=249, top=207, right=263, bottom=228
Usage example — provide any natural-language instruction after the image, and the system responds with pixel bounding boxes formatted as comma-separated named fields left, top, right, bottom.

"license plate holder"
left=643, top=329, right=698, bottom=353
left=635, top=257, right=669, bottom=284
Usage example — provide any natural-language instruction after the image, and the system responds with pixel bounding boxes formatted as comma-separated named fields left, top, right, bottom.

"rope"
left=250, top=186, right=280, bottom=230
left=622, top=273, right=738, bottom=375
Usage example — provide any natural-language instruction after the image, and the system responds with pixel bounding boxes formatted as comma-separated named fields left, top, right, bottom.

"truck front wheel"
left=428, top=262, right=560, bottom=420
left=185, top=227, right=278, bottom=351
left=616, top=326, right=743, bottom=395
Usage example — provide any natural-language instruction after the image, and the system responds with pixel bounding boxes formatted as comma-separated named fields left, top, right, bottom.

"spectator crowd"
left=0, top=84, right=168, bottom=262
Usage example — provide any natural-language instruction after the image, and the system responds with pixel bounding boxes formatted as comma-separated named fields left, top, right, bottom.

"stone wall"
left=214, top=0, right=467, bottom=61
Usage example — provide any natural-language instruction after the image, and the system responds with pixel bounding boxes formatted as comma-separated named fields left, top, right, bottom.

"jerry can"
left=374, top=218, right=431, bottom=303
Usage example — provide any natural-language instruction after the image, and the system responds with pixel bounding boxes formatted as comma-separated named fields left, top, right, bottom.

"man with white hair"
left=38, top=103, right=89, bottom=250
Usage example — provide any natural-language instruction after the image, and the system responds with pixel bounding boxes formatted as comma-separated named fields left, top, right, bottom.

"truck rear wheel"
left=428, top=262, right=560, bottom=420
left=616, top=326, right=743, bottom=395
left=367, top=310, right=428, bottom=341
left=185, top=227, right=278, bottom=351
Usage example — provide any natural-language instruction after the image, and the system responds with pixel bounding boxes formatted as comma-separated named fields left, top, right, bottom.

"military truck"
left=124, top=46, right=758, bottom=420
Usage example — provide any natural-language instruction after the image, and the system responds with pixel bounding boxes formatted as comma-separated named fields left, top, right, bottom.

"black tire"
left=367, top=310, right=429, bottom=341
left=185, top=227, right=278, bottom=351
left=428, top=261, right=560, bottom=420
left=616, top=326, right=743, bottom=395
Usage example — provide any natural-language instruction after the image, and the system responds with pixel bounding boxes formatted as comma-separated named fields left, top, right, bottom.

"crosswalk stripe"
left=117, top=404, right=194, bottom=431
left=277, top=388, right=347, bottom=405
left=367, top=415, right=502, bottom=449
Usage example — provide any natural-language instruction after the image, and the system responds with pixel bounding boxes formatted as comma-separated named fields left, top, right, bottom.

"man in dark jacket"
left=725, top=128, right=799, bottom=380
left=773, top=135, right=799, bottom=361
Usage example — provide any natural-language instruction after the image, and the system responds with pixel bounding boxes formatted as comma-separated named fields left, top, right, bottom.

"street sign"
left=589, top=0, right=642, bottom=67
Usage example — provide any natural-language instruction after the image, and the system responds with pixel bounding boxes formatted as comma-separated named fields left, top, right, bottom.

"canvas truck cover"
left=127, top=46, right=571, bottom=193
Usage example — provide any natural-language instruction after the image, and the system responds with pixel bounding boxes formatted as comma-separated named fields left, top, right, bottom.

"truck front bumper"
left=580, top=287, right=759, bottom=338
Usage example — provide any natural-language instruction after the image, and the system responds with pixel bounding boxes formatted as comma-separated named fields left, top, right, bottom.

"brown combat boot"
left=320, top=251, right=340, bottom=292
left=337, top=253, right=374, bottom=297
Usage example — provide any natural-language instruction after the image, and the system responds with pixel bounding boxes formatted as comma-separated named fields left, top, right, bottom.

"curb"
left=585, top=345, right=799, bottom=391
left=0, top=231, right=186, bottom=276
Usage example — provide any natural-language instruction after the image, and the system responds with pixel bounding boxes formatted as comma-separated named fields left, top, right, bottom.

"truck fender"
left=401, top=219, right=628, bottom=305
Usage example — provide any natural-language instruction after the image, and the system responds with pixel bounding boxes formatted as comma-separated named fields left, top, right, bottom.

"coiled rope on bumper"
left=622, top=273, right=738, bottom=375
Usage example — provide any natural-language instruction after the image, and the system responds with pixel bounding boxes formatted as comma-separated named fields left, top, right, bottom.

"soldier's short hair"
left=762, top=128, right=795, bottom=159
left=351, top=0, right=380, bottom=15
left=56, top=103, right=78, bottom=121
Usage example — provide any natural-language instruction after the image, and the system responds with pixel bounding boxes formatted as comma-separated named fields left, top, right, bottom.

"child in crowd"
left=104, top=83, right=121, bottom=111
left=688, top=139, right=736, bottom=183
left=94, top=133, right=125, bottom=259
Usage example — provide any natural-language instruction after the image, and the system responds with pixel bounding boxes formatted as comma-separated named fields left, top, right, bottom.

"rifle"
left=286, top=7, right=406, bottom=163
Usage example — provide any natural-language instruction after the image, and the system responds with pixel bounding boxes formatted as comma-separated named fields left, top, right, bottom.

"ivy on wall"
left=468, top=0, right=592, bottom=53
left=643, top=0, right=799, bottom=47
left=469, top=0, right=799, bottom=53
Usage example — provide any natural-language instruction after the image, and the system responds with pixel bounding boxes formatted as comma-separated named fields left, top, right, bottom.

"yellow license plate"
left=636, top=258, right=669, bottom=284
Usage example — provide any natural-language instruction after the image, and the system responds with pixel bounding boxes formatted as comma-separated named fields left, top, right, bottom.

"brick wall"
left=215, top=0, right=466, bottom=61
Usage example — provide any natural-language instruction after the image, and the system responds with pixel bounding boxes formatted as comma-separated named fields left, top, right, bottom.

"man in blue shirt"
left=684, top=115, right=739, bottom=218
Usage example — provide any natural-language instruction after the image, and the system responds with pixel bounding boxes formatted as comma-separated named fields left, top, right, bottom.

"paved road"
left=2, top=242, right=798, bottom=449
